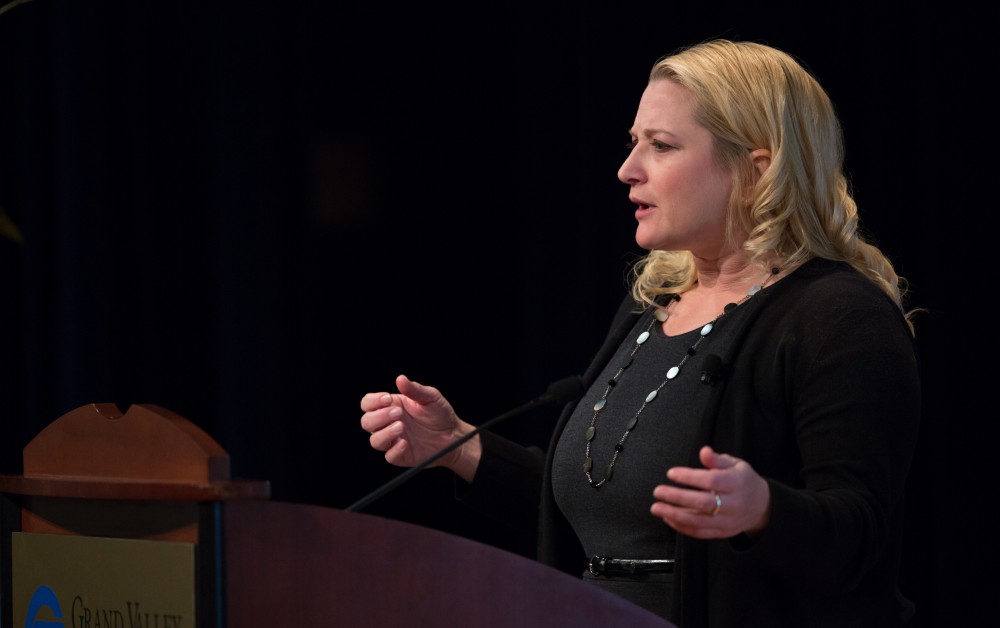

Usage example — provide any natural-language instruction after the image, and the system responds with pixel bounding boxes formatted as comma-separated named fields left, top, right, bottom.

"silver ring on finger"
left=711, top=492, right=722, bottom=517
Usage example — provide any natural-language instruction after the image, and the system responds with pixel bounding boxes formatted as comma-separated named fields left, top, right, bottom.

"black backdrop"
left=1, top=1, right=992, bottom=626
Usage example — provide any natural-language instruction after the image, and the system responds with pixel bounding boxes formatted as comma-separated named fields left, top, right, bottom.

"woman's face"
left=618, top=79, right=734, bottom=258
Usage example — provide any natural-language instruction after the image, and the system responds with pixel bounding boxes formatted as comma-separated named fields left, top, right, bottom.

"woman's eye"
left=625, top=138, right=673, bottom=152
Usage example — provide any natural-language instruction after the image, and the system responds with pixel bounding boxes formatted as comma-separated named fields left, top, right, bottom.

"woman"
left=360, top=39, right=920, bottom=627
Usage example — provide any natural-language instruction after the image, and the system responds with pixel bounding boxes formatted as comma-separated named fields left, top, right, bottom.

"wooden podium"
left=0, top=403, right=673, bottom=627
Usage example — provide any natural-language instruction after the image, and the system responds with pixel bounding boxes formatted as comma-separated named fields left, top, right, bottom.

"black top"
left=550, top=295, right=758, bottom=618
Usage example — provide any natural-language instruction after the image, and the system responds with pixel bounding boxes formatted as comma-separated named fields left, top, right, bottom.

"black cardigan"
left=459, top=258, right=921, bottom=628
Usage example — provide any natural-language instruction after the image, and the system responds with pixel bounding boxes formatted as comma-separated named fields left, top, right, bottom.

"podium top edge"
left=0, top=475, right=271, bottom=501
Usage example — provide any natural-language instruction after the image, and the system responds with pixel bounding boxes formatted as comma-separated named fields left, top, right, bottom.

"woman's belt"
left=587, top=556, right=675, bottom=576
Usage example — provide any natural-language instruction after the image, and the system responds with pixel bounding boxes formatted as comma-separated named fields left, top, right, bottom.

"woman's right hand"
left=359, top=374, right=481, bottom=481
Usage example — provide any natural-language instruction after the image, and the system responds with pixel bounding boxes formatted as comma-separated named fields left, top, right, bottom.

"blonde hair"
left=629, top=39, right=916, bottom=335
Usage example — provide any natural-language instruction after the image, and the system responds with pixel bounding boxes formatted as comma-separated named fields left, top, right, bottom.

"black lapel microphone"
left=346, top=375, right=585, bottom=513
left=699, top=354, right=725, bottom=385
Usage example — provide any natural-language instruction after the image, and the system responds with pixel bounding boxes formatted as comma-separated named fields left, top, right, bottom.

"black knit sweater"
left=458, top=258, right=921, bottom=628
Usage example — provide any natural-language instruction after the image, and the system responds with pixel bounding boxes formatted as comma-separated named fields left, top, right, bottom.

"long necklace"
left=583, top=268, right=779, bottom=488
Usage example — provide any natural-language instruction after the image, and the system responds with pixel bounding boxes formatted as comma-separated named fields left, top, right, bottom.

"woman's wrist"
left=444, top=424, right=482, bottom=483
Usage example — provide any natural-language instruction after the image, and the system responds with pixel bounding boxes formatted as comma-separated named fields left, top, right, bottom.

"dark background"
left=0, top=1, right=991, bottom=625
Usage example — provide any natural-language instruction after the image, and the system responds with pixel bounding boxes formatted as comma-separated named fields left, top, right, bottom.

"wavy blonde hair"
left=629, top=39, right=916, bottom=335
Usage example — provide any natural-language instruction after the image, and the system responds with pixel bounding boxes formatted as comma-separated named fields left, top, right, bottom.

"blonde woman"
left=360, top=39, right=920, bottom=627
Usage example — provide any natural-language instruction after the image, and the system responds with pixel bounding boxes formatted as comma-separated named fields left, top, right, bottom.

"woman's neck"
left=689, top=252, right=767, bottom=294
left=662, top=254, right=780, bottom=336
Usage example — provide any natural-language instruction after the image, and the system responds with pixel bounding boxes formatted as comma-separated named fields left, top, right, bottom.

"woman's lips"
left=633, top=199, right=654, bottom=219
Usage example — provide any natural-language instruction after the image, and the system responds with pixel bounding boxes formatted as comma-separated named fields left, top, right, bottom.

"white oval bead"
left=645, top=390, right=658, bottom=403
left=637, top=331, right=650, bottom=344
left=654, top=308, right=668, bottom=322
left=666, top=366, right=680, bottom=379
left=701, top=322, right=714, bottom=336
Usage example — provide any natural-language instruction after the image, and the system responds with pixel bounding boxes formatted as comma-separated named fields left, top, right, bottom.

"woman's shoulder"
left=772, top=258, right=890, bottom=304
left=761, top=258, right=912, bottom=338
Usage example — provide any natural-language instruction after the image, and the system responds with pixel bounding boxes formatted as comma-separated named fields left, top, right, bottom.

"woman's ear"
left=749, top=148, right=772, bottom=176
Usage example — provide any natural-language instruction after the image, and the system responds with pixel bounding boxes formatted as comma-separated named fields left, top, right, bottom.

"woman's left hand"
left=650, top=445, right=772, bottom=539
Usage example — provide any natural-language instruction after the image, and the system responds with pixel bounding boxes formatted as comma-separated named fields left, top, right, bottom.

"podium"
left=0, top=403, right=673, bottom=627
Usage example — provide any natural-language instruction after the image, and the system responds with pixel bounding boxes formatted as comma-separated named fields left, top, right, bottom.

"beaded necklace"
left=583, top=267, right=779, bottom=488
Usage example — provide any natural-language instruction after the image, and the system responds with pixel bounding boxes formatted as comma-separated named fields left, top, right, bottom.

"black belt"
left=587, top=556, right=675, bottom=576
